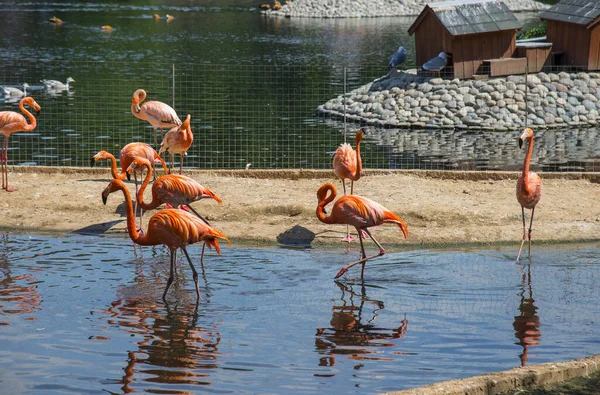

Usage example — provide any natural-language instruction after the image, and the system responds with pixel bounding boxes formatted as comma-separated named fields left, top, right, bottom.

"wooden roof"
left=408, top=0, right=521, bottom=37
left=540, top=0, right=600, bottom=28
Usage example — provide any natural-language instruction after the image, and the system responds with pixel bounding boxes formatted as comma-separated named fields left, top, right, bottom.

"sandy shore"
left=0, top=166, right=598, bottom=250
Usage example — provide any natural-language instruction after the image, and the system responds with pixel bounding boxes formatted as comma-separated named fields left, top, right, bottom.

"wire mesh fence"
left=1, top=59, right=599, bottom=172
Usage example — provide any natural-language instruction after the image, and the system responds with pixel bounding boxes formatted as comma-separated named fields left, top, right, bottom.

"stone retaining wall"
left=318, top=70, right=600, bottom=130
left=264, top=0, right=547, bottom=18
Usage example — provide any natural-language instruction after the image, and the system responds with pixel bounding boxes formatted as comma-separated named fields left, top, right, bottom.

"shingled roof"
left=408, top=0, right=521, bottom=36
left=540, top=0, right=600, bottom=27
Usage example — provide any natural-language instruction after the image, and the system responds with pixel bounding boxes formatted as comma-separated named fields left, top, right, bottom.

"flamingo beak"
left=518, top=137, right=523, bottom=149
left=102, top=192, right=108, bottom=205
left=90, top=157, right=96, bottom=167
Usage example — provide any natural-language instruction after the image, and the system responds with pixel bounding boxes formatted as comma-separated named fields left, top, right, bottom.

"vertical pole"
left=525, top=63, right=528, bottom=127
left=172, top=64, right=176, bottom=109
left=343, top=67, right=347, bottom=144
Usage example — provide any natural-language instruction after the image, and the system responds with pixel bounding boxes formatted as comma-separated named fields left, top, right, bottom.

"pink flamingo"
left=516, top=127, right=542, bottom=261
left=0, top=97, right=41, bottom=192
left=316, top=183, right=408, bottom=279
left=159, top=114, right=193, bottom=174
left=131, top=89, right=181, bottom=147
left=333, top=128, right=365, bottom=242
left=102, top=179, right=230, bottom=301
left=91, top=142, right=169, bottom=230
left=127, top=157, right=222, bottom=226
left=333, top=128, right=364, bottom=196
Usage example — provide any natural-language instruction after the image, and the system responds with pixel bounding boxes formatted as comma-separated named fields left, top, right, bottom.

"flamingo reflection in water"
left=0, top=234, right=42, bottom=322
left=101, top=297, right=221, bottom=393
left=513, top=262, right=541, bottom=367
left=315, top=281, right=408, bottom=368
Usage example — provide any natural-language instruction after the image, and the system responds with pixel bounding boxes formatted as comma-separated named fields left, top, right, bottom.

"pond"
left=1, top=232, right=599, bottom=393
left=4, top=1, right=597, bottom=172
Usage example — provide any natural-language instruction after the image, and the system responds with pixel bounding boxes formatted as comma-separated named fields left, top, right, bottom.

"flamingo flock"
left=0, top=85, right=544, bottom=300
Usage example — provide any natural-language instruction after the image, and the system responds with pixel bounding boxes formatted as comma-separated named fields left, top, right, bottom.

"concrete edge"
left=384, top=354, right=600, bottom=395
left=6, top=165, right=600, bottom=183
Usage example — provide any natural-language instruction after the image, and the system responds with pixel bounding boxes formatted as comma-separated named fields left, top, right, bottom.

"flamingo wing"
left=333, top=143, right=356, bottom=180
left=0, top=112, right=26, bottom=134
left=146, top=209, right=228, bottom=252
left=142, top=101, right=181, bottom=127
left=120, top=143, right=158, bottom=171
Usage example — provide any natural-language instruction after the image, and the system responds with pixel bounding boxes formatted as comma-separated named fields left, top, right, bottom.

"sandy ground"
left=0, top=166, right=598, bottom=250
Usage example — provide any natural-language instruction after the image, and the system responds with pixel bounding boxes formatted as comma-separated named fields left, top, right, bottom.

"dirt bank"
left=0, top=166, right=598, bottom=249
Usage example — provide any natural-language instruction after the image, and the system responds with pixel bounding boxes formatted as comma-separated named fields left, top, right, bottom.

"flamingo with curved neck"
left=0, top=97, right=41, bottom=192
left=91, top=142, right=169, bottom=229
left=128, top=157, right=222, bottom=227
left=102, top=179, right=230, bottom=301
left=516, top=127, right=542, bottom=261
left=159, top=114, right=193, bottom=174
left=131, top=89, right=181, bottom=147
left=316, top=183, right=408, bottom=279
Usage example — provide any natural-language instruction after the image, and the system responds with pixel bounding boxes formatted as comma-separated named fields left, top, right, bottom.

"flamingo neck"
left=19, top=102, right=37, bottom=132
left=136, top=163, right=160, bottom=210
left=106, top=153, right=126, bottom=180
left=115, top=182, right=152, bottom=246
left=355, top=134, right=362, bottom=179
left=522, top=136, right=533, bottom=191
left=316, top=186, right=337, bottom=224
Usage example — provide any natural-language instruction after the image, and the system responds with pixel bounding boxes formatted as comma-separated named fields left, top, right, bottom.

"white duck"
left=2, top=83, right=29, bottom=97
left=41, top=77, right=75, bottom=91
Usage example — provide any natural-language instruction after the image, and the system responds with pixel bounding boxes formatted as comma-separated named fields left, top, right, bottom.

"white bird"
left=1, top=83, right=29, bottom=97
left=423, top=52, right=448, bottom=77
left=40, top=77, right=75, bottom=91
left=388, top=46, right=407, bottom=69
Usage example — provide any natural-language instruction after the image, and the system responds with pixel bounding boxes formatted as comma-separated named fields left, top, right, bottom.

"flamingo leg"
left=179, top=154, right=184, bottom=175
left=3, top=136, right=16, bottom=192
left=186, top=204, right=211, bottom=226
left=516, top=206, right=527, bottom=262
left=340, top=180, right=356, bottom=243
left=162, top=249, right=176, bottom=302
left=153, top=127, right=158, bottom=147
left=1, top=135, right=7, bottom=190
left=181, top=246, right=200, bottom=300
left=335, top=228, right=386, bottom=279
left=528, top=207, right=535, bottom=258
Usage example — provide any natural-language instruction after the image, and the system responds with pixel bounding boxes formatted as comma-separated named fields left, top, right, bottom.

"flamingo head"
left=126, top=157, right=152, bottom=175
left=519, top=127, right=534, bottom=149
left=316, top=183, right=336, bottom=214
left=91, top=150, right=111, bottom=167
left=101, top=179, right=122, bottom=205
left=356, top=127, right=365, bottom=143
left=132, top=89, right=146, bottom=111
left=22, top=97, right=41, bottom=114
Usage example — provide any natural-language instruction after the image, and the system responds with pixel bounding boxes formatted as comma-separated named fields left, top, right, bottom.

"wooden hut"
left=408, top=0, right=521, bottom=79
left=540, top=0, right=600, bottom=70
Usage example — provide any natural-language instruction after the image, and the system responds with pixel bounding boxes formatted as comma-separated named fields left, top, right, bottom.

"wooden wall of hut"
left=514, top=46, right=552, bottom=73
left=545, top=20, right=596, bottom=69
left=452, top=31, right=516, bottom=79
left=413, top=11, right=453, bottom=68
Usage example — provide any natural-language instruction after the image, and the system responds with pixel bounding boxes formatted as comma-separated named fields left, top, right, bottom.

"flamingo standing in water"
left=159, top=114, right=193, bottom=174
left=332, top=128, right=364, bottom=242
left=516, top=127, right=542, bottom=261
left=127, top=157, right=222, bottom=227
left=131, top=89, right=181, bottom=147
left=102, top=179, right=230, bottom=301
left=316, top=183, right=408, bottom=279
left=91, top=142, right=169, bottom=229
left=0, top=97, right=41, bottom=192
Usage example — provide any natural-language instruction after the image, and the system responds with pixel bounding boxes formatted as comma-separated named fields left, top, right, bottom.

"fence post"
left=172, top=64, right=176, bottom=110
left=343, top=66, right=347, bottom=144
